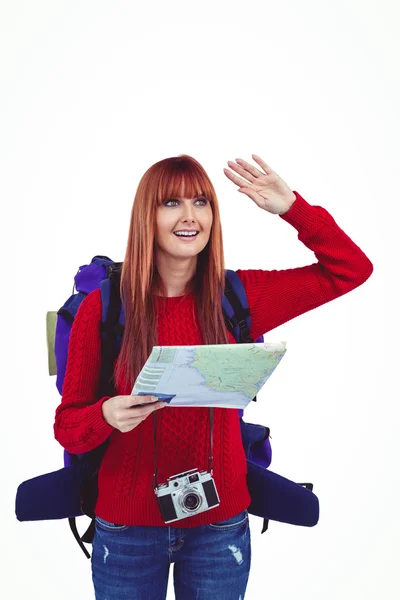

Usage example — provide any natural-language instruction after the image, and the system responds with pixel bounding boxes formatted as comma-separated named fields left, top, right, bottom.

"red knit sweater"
left=53, top=191, right=373, bottom=528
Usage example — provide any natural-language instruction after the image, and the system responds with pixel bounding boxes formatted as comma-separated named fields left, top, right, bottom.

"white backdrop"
left=1, top=1, right=397, bottom=598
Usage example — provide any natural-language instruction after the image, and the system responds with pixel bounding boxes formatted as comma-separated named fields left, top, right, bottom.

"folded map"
left=131, top=342, right=287, bottom=409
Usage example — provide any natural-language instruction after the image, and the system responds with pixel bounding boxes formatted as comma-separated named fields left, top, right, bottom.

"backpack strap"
left=98, top=262, right=124, bottom=398
left=223, top=271, right=274, bottom=536
left=68, top=261, right=124, bottom=556
left=222, top=270, right=253, bottom=343
left=222, top=270, right=259, bottom=410
left=68, top=517, right=91, bottom=559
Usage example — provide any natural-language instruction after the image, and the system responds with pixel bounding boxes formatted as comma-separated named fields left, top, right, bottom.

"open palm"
left=223, top=154, right=296, bottom=215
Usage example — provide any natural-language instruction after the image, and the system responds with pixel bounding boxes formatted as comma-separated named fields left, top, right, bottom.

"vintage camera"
left=154, top=468, right=220, bottom=523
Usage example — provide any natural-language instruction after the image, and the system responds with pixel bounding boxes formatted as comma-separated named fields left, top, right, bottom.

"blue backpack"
left=16, top=255, right=319, bottom=558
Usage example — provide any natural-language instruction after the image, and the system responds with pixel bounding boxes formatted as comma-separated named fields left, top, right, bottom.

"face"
left=155, top=187, right=213, bottom=263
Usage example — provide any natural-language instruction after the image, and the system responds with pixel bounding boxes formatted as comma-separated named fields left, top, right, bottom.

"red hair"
left=114, top=154, right=230, bottom=391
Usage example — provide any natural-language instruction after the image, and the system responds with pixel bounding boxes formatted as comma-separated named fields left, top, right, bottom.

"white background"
left=1, top=1, right=398, bottom=598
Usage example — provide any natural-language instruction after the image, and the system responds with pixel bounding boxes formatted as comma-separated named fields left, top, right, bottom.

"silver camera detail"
left=154, top=468, right=220, bottom=523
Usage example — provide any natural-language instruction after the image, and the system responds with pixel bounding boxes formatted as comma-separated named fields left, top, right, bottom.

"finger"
left=120, top=421, right=142, bottom=433
left=122, top=405, right=165, bottom=429
left=227, top=161, right=257, bottom=184
left=223, top=168, right=251, bottom=189
left=129, top=401, right=167, bottom=417
left=251, top=154, right=275, bottom=175
left=121, top=416, right=142, bottom=428
left=128, top=394, right=158, bottom=407
left=238, top=187, right=265, bottom=209
left=235, top=157, right=265, bottom=179
left=119, top=402, right=166, bottom=430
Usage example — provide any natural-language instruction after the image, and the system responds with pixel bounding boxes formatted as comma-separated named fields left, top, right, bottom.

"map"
left=131, top=342, right=287, bottom=409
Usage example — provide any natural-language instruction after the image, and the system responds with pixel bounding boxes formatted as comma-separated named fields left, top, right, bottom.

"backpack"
left=16, top=255, right=319, bottom=558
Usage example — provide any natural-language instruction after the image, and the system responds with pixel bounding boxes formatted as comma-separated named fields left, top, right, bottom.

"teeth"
left=174, top=231, right=198, bottom=237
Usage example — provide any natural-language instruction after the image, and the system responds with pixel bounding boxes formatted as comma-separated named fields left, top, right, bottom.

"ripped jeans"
left=91, top=509, right=251, bottom=600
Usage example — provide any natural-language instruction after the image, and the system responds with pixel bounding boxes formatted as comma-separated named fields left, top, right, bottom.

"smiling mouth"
left=173, top=232, right=200, bottom=238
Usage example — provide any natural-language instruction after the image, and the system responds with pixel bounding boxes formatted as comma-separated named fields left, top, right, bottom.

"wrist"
left=101, top=397, right=111, bottom=424
left=279, top=191, right=296, bottom=215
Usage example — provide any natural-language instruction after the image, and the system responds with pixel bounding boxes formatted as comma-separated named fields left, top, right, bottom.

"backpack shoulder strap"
left=223, top=270, right=258, bottom=408
left=98, top=262, right=123, bottom=398
left=223, top=269, right=253, bottom=343
left=69, top=262, right=124, bottom=554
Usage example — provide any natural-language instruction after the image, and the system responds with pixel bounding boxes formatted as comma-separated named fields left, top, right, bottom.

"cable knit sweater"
left=53, top=191, right=373, bottom=528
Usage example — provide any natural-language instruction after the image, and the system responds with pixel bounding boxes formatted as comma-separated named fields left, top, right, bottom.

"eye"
left=163, top=197, right=209, bottom=207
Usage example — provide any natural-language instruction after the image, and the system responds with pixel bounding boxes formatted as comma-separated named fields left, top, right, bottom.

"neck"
left=154, top=254, right=197, bottom=297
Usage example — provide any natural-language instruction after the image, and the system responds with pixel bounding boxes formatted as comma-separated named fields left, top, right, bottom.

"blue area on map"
left=137, top=392, right=176, bottom=403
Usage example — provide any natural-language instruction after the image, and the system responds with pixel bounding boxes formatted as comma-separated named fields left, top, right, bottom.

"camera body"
left=154, top=468, right=220, bottom=523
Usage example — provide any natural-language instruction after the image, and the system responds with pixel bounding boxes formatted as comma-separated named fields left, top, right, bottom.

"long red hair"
left=114, top=154, right=230, bottom=392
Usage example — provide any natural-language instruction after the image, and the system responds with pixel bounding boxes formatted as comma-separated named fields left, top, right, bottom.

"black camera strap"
left=152, top=407, right=214, bottom=491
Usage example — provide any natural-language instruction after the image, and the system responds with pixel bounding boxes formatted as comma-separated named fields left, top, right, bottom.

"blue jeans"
left=91, top=509, right=251, bottom=599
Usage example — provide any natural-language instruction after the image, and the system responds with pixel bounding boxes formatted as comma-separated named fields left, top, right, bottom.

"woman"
left=54, top=153, right=373, bottom=599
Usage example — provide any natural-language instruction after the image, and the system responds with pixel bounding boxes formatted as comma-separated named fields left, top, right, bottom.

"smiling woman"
left=52, top=152, right=373, bottom=600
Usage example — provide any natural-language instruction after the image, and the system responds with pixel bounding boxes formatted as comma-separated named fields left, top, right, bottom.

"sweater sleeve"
left=53, top=287, right=114, bottom=454
left=236, top=191, right=374, bottom=340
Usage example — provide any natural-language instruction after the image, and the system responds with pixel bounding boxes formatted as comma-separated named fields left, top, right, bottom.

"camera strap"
left=152, top=407, right=214, bottom=491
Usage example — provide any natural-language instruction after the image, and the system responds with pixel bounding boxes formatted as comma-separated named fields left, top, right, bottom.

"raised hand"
left=223, top=154, right=296, bottom=215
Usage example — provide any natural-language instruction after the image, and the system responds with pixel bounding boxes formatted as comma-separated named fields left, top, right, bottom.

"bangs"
left=155, top=157, right=214, bottom=206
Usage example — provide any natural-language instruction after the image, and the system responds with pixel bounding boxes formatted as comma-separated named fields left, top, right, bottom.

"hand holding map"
left=132, top=342, right=287, bottom=409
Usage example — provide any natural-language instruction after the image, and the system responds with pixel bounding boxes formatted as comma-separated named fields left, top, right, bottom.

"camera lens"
left=182, top=492, right=201, bottom=511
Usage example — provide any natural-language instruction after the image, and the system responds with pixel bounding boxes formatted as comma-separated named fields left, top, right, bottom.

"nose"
left=181, top=203, right=196, bottom=223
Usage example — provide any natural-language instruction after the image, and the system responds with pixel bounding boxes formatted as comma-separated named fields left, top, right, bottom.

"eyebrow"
left=170, top=195, right=204, bottom=200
